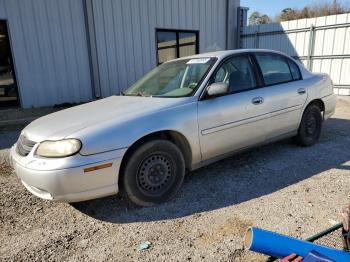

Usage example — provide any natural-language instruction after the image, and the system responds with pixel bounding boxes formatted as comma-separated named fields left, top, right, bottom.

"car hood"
left=22, top=96, right=193, bottom=142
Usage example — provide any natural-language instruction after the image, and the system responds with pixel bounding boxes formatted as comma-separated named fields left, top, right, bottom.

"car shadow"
left=0, top=129, right=21, bottom=150
left=72, top=117, right=350, bottom=224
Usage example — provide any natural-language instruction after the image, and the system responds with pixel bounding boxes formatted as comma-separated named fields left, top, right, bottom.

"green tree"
left=260, top=15, right=272, bottom=24
left=276, top=1, right=349, bottom=22
left=279, top=8, right=298, bottom=21
left=249, top=11, right=271, bottom=25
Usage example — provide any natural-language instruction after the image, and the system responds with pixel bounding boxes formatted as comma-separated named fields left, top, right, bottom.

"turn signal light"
left=84, top=163, right=113, bottom=173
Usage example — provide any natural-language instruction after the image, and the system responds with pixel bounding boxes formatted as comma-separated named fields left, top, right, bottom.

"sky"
left=241, top=0, right=350, bottom=19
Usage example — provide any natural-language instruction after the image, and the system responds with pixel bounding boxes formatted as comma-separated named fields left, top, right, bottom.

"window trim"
left=199, top=51, right=304, bottom=101
left=286, top=58, right=302, bottom=81
left=155, top=28, right=199, bottom=65
left=253, top=52, right=303, bottom=87
left=200, top=52, right=262, bottom=100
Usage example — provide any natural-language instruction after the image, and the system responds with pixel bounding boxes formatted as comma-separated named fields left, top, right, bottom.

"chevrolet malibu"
left=10, top=49, right=336, bottom=206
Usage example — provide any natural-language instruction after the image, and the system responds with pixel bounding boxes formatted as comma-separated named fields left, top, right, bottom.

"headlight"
left=36, top=139, right=82, bottom=158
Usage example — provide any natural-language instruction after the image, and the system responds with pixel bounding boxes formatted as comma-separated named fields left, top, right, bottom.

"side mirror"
left=206, top=82, right=229, bottom=97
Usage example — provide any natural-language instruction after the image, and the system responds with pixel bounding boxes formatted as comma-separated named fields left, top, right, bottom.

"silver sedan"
left=10, top=49, right=336, bottom=206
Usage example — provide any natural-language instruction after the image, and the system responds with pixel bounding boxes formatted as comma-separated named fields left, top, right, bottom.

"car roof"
left=172, top=49, right=290, bottom=61
left=169, top=48, right=313, bottom=81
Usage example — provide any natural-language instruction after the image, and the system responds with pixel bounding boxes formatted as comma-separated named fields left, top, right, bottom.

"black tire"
left=294, top=104, right=323, bottom=146
left=122, top=139, right=185, bottom=207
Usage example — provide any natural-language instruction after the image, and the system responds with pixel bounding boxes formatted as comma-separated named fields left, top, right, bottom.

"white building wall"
left=0, top=0, right=92, bottom=108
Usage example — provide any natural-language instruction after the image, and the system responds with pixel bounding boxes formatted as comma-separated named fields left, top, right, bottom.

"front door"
left=0, top=20, right=19, bottom=107
left=198, top=54, right=270, bottom=161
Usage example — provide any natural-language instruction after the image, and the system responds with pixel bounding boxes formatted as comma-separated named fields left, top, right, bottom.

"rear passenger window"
left=287, top=60, right=302, bottom=80
left=255, top=54, right=293, bottom=85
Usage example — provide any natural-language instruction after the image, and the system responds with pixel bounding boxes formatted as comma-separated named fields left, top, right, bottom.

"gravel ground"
left=1, top=97, right=350, bottom=262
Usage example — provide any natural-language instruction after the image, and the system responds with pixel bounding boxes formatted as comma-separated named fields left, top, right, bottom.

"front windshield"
left=123, top=57, right=216, bottom=97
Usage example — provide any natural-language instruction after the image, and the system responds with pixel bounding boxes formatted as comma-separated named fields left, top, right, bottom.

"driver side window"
left=212, top=55, right=257, bottom=94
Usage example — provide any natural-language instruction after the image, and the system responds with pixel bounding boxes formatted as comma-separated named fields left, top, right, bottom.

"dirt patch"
left=195, top=217, right=252, bottom=248
left=0, top=163, right=11, bottom=176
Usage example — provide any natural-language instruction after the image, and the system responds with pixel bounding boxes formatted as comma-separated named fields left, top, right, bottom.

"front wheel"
left=122, top=139, right=185, bottom=207
left=294, top=104, right=323, bottom=147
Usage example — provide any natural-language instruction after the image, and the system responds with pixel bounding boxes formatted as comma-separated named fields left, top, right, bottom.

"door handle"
left=252, top=97, right=264, bottom=105
left=297, top=88, right=306, bottom=94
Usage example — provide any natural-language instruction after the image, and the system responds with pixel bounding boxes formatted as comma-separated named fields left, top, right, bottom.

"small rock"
left=137, top=241, right=151, bottom=251
left=35, top=207, right=43, bottom=212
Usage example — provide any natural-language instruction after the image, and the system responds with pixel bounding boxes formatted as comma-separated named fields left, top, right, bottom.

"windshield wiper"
left=122, top=92, right=150, bottom=97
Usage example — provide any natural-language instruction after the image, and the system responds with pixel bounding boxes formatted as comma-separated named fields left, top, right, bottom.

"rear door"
left=253, top=53, right=308, bottom=139
left=197, top=54, right=270, bottom=161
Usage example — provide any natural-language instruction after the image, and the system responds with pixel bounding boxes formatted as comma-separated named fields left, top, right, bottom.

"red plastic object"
left=279, top=253, right=303, bottom=262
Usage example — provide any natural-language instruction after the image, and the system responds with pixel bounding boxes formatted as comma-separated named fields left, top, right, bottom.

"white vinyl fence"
left=240, top=13, right=350, bottom=95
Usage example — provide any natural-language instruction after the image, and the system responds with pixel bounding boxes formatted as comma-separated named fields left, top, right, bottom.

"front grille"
left=16, top=135, right=36, bottom=156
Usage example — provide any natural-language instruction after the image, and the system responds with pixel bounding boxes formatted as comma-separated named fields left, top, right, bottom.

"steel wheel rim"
left=136, top=153, right=175, bottom=196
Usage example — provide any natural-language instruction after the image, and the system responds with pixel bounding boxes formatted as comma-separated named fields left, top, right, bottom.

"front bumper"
left=10, top=145, right=126, bottom=202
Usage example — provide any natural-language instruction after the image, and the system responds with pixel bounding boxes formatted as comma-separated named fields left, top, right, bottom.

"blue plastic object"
left=244, top=227, right=350, bottom=262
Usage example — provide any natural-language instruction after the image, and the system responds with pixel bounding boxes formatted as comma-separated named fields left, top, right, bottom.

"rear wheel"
left=294, top=104, right=323, bottom=146
left=122, top=139, right=185, bottom=206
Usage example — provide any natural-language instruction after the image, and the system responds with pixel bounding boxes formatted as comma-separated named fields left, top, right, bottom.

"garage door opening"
left=0, top=20, right=19, bottom=108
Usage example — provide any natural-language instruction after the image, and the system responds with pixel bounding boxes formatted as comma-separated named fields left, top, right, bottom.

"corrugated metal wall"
left=91, top=0, right=232, bottom=97
left=0, top=0, right=239, bottom=107
left=241, top=13, right=350, bottom=95
left=0, top=0, right=92, bottom=107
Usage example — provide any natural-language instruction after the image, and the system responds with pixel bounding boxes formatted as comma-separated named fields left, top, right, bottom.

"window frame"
left=155, top=28, right=199, bottom=65
left=287, top=58, right=302, bottom=81
left=252, top=52, right=303, bottom=87
left=200, top=53, right=263, bottom=100
left=199, top=51, right=304, bottom=101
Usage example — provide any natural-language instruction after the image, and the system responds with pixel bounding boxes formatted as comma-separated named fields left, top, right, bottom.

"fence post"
left=254, top=30, right=259, bottom=48
left=307, top=24, right=315, bottom=70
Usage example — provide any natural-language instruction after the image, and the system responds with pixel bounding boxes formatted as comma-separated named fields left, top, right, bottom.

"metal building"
left=0, top=0, right=240, bottom=108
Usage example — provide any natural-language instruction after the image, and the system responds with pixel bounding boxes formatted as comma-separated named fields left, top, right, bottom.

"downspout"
left=83, top=0, right=101, bottom=99
left=225, top=0, right=229, bottom=49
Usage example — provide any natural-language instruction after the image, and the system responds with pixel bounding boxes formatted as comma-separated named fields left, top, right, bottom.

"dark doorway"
left=0, top=20, right=19, bottom=107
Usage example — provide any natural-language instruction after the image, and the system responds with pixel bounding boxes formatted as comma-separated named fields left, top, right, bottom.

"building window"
left=156, top=29, right=198, bottom=65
